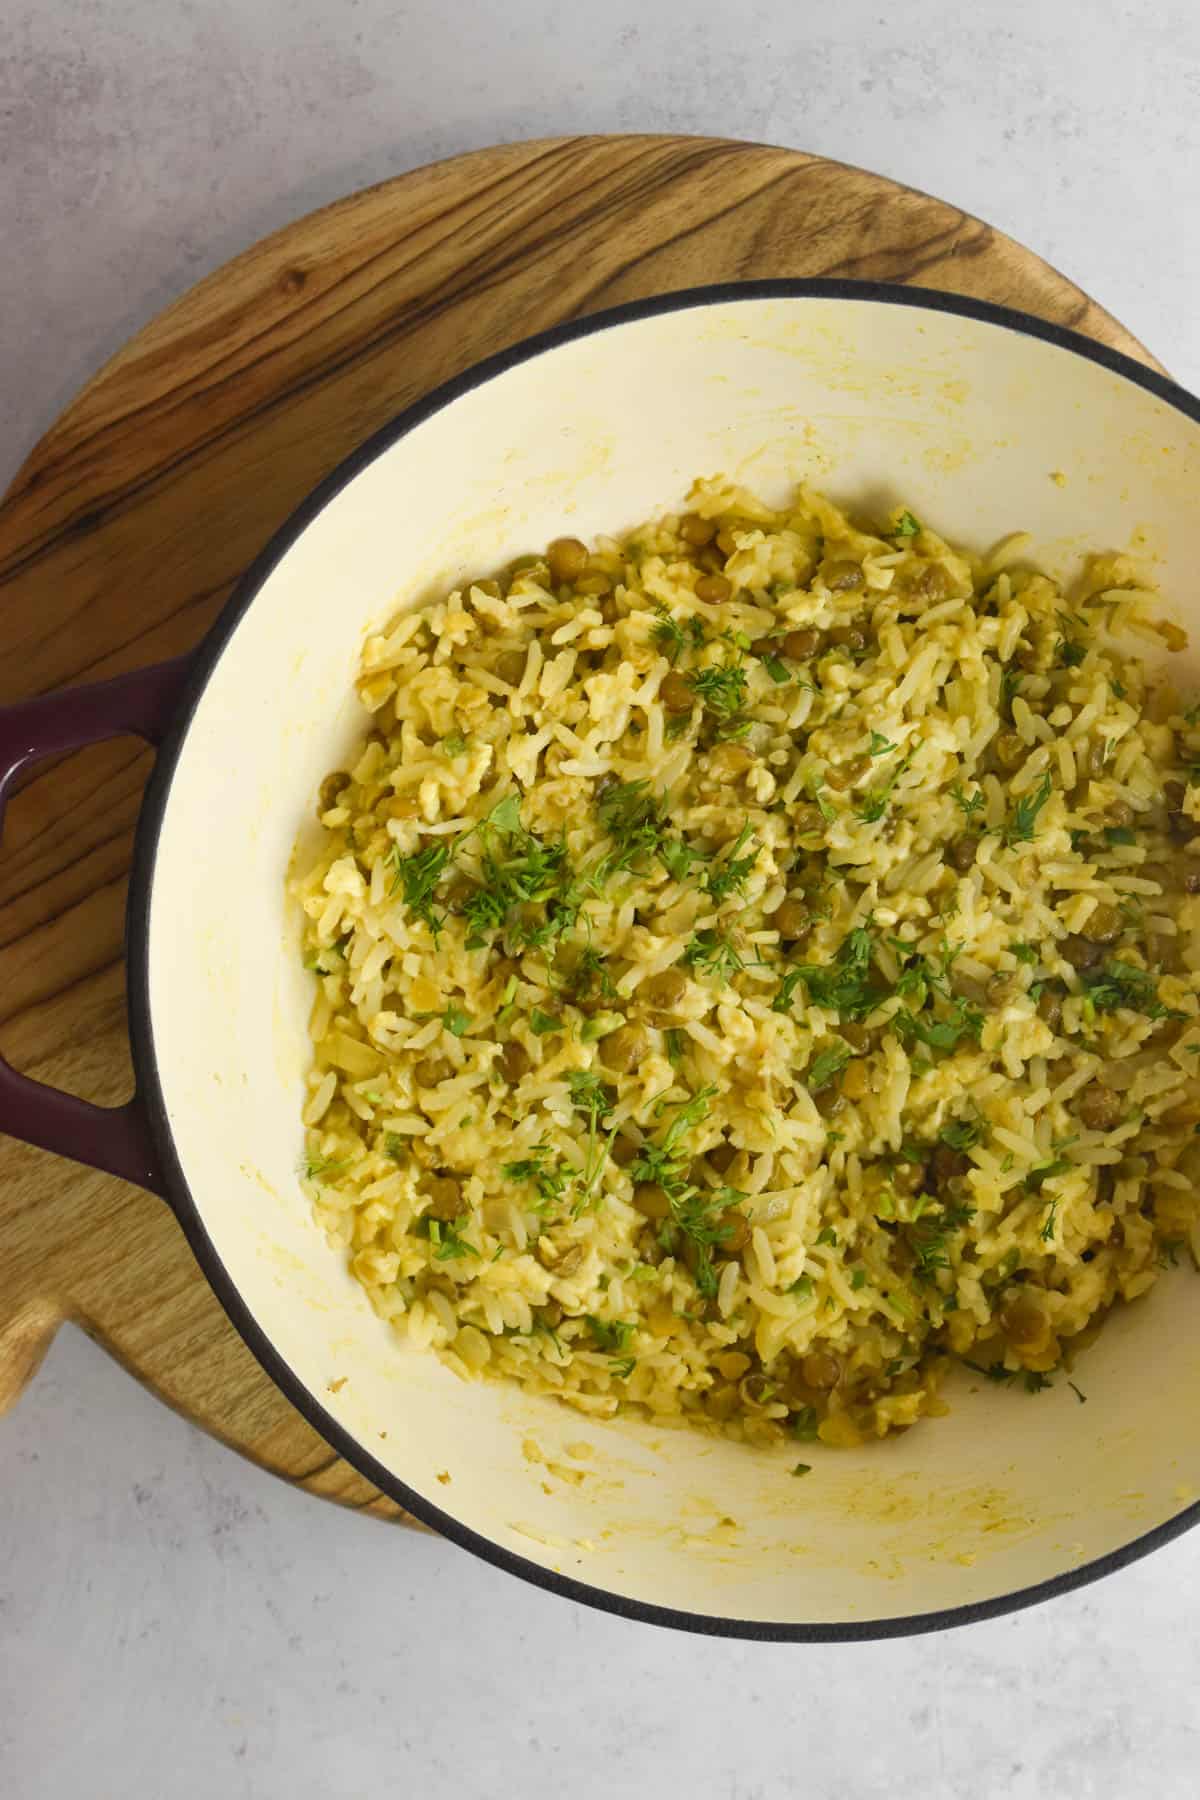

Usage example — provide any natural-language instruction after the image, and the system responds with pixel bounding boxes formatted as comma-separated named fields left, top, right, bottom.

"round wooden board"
left=0, top=135, right=1162, bottom=1523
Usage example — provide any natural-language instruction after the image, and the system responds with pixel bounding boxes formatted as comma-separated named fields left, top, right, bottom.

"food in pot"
left=292, top=479, right=1200, bottom=1447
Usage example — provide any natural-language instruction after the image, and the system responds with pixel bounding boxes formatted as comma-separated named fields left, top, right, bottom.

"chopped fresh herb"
left=850, top=1268, right=868, bottom=1290
left=301, top=1150, right=347, bottom=1183
left=566, top=1070, right=613, bottom=1124
left=652, top=610, right=691, bottom=663
left=814, top=1226, right=838, bottom=1248
left=763, top=654, right=791, bottom=684
left=1010, top=941, right=1038, bottom=964
left=683, top=929, right=743, bottom=984
left=609, top=1355, right=636, bottom=1379
left=951, top=782, right=985, bottom=820
left=529, top=1009, right=560, bottom=1035
left=1028, top=1158, right=1070, bottom=1195
left=1057, top=638, right=1087, bottom=668
left=702, top=820, right=759, bottom=903
left=427, top=1218, right=477, bottom=1261
left=659, top=836, right=703, bottom=882
left=868, top=731, right=896, bottom=757
left=773, top=926, right=881, bottom=1021
left=1040, top=1197, right=1060, bottom=1239
left=689, top=661, right=748, bottom=722
left=501, top=1145, right=572, bottom=1211
left=383, top=1133, right=406, bottom=1163
left=894, top=511, right=921, bottom=538
left=585, top=1316, right=636, bottom=1354
left=388, top=839, right=453, bottom=939
left=664, top=1027, right=686, bottom=1066
left=458, top=796, right=578, bottom=951
left=893, top=999, right=982, bottom=1055
left=939, top=1116, right=985, bottom=1152
left=791, top=1462, right=813, bottom=1478
left=857, top=754, right=912, bottom=823
left=791, top=1406, right=819, bottom=1441
left=443, top=1006, right=471, bottom=1037
left=1158, top=1237, right=1186, bottom=1269
left=789, top=1274, right=814, bottom=1300
left=1003, top=772, right=1054, bottom=846
left=1112, top=679, right=1128, bottom=701
left=1103, top=825, right=1137, bottom=846
left=806, top=1042, right=853, bottom=1094
left=1000, top=667, right=1023, bottom=710
left=442, top=731, right=469, bottom=756
left=1023, top=1371, right=1053, bottom=1394
left=1082, top=959, right=1182, bottom=1021
left=595, top=779, right=669, bottom=877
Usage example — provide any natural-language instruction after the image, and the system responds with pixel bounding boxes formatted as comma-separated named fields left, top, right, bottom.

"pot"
left=4, top=282, right=1199, bottom=1640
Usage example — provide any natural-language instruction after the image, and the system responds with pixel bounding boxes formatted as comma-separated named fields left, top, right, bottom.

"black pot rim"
left=126, top=277, right=1200, bottom=1642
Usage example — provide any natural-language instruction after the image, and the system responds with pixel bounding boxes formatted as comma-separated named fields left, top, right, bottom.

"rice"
left=292, top=479, right=1200, bottom=1449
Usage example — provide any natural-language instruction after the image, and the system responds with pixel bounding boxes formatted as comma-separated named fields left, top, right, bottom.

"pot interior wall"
left=146, top=294, right=1200, bottom=1627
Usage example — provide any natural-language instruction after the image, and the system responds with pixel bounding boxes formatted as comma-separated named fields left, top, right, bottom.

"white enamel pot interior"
left=134, top=284, right=1200, bottom=1639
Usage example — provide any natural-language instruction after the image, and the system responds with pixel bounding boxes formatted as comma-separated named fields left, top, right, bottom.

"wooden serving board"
left=0, top=135, right=1161, bottom=1521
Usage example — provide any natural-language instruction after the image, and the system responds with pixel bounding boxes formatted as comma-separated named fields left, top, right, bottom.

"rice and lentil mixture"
left=293, top=480, right=1200, bottom=1449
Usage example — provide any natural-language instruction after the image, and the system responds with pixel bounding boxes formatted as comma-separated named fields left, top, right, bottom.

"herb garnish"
left=1003, top=771, right=1054, bottom=845
left=702, top=821, right=759, bottom=903
left=683, top=930, right=744, bottom=984
left=1082, top=959, right=1181, bottom=1021
left=773, top=926, right=881, bottom=1021
left=501, top=1145, right=572, bottom=1211
left=806, top=1042, right=853, bottom=1093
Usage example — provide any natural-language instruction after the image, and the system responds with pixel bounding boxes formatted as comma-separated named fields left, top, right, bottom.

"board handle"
left=0, top=658, right=195, bottom=1197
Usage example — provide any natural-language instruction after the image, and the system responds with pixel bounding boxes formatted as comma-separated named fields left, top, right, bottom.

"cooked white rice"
left=292, top=479, right=1200, bottom=1448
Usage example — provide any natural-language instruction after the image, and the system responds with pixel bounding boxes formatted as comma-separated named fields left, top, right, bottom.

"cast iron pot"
left=4, top=283, right=1200, bottom=1640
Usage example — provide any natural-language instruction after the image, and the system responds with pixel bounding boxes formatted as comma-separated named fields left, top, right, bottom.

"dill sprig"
left=702, top=820, right=759, bottom=903
left=1003, top=771, right=1054, bottom=845
left=682, top=929, right=743, bottom=984
left=501, top=1145, right=572, bottom=1212
left=773, top=926, right=881, bottom=1020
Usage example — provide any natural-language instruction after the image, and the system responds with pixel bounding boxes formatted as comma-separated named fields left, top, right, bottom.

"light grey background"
left=3, top=2, right=1199, bottom=1796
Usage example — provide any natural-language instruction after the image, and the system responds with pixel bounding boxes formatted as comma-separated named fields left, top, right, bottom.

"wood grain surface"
left=0, top=134, right=1160, bottom=1522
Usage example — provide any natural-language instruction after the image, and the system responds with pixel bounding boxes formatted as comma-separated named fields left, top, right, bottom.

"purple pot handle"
left=0, top=657, right=195, bottom=1197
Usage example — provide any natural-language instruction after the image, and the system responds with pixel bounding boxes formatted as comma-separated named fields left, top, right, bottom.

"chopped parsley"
left=1057, top=638, right=1087, bottom=668
left=762, top=654, right=791, bottom=684
left=791, top=1462, right=813, bottom=1478
left=788, top=1274, right=814, bottom=1300
left=1010, top=941, right=1038, bottom=964
left=894, top=511, right=921, bottom=538
left=814, top=1226, right=839, bottom=1248
left=868, top=731, right=896, bottom=757
left=529, top=1008, right=560, bottom=1035
left=443, top=1006, right=471, bottom=1037
left=1103, top=825, right=1137, bottom=846
left=442, top=731, right=469, bottom=756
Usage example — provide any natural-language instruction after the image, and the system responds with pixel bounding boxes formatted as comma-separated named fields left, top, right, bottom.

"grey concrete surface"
left=3, top=2, right=1200, bottom=1796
